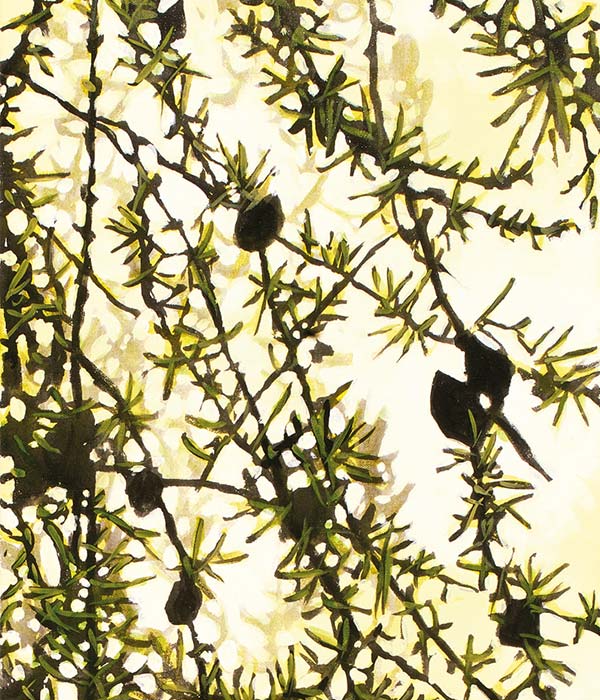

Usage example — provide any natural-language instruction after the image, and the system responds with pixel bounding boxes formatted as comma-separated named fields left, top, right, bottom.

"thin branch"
left=365, top=0, right=390, bottom=159
left=405, top=193, right=465, bottom=334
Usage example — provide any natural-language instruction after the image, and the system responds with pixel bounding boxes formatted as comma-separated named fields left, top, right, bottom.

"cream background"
left=1, top=0, right=600, bottom=697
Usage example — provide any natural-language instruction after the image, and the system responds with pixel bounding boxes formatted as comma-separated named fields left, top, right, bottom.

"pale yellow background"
left=1, top=0, right=600, bottom=697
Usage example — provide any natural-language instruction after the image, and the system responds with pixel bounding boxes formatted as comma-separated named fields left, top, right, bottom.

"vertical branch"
left=69, top=2, right=101, bottom=698
left=365, top=0, right=392, bottom=156
left=71, top=0, right=100, bottom=407
left=405, top=194, right=465, bottom=334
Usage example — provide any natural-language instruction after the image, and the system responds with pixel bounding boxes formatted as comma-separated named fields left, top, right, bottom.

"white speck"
left=59, top=661, right=77, bottom=678
left=0, top=456, right=14, bottom=476
left=298, top=432, right=316, bottom=450
left=11, top=664, right=25, bottom=681
left=106, top=637, right=123, bottom=659
left=9, top=397, right=26, bottom=422
left=0, top=250, right=17, bottom=265
left=137, top=674, right=157, bottom=693
left=21, top=506, right=37, bottom=524
left=287, top=471, right=309, bottom=489
left=282, top=450, right=301, bottom=468
left=47, top=486, right=67, bottom=501
left=350, top=667, right=365, bottom=681
left=110, top=612, right=126, bottom=626
left=147, top=651, right=163, bottom=672
left=123, top=652, right=147, bottom=674
left=328, top=407, right=346, bottom=434
left=28, top=618, right=41, bottom=632
left=0, top=631, right=19, bottom=647
left=6, top=209, right=28, bottom=236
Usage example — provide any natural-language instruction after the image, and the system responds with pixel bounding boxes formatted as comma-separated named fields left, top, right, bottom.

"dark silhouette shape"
left=0, top=668, right=46, bottom=700
left=4, top=409, right=96, bottom=504
left=234, top=194, right=284, bottom=252
left=430, top=371, right=551, bottom=480
left=44, top=410, right=96, bottom=491
left=309, top=340, right=334, bottom=364
left=430, top=371, right=487, bottom=446
left=126, top=469, right=164, bottom=516
left=2, top=413, right=52, bottom=505
left=497, top=598, right=541, bottom=649
left=165, top=573, right=202, bottom=625
left=285, top=486, right=332, bottom=541
left=455, top=332, right=514, bottom=406
left=155, top=0, right=186, bottom=42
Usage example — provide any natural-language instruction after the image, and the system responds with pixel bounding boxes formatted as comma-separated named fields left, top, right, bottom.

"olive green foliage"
left=1, top=1, right=600, bottom=699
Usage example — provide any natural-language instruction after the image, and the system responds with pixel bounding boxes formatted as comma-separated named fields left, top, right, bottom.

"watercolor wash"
left=1, top=1, right=600, bottom=699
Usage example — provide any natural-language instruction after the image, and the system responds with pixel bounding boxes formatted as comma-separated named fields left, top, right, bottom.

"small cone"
left=285, top=486, right=332, bottom=541
left=126, top=470, right=164, bottom=517
left=165, top=574, right=202, bottom=625
left=234, top=194, right=284, bottom=252
left=497, top=598, right=541, bottom=649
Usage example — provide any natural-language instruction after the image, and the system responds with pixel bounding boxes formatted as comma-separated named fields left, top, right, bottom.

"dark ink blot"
left=126, top=469, right=164, bottom=517
left=44, top=410, right=96, bottom=492
left=455, top=332, right=514, bottom=406
left=3, top=408, right=96, bottom=504
left=285, top=486, right=332, bottom=541
left=156, top=0, right=186, bottom=42
left=165, top=574, right=202, bottom=625
left=309, top=340, right=334, bottom=364
left=0, top=669, right=44, bottom=700
left=497, top=598, right=541, bottom=649
left=234, top=194, right=284, bottom=252
left=430, top=371, right=486, bottom=446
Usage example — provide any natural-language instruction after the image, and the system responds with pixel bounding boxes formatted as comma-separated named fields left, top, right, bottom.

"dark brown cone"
left=165, top=574, right=202, bottom=625
left=497, top=597, right=541, bottom=649
left=234, top=194, right=284, bottom=252
left=126, top=469, right=164, bottom=517
left=285, top=486, right=332, bottom=541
